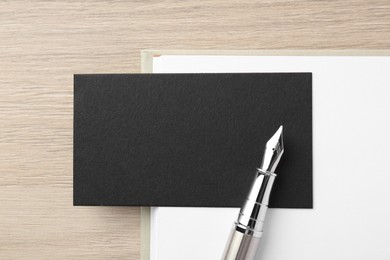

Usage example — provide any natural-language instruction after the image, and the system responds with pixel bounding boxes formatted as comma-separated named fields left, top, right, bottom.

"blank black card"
left=74, top=73, right=312, bottom=208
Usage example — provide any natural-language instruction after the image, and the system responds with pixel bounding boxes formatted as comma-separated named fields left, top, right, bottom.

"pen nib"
left=260, top=125, right=284, bottom=172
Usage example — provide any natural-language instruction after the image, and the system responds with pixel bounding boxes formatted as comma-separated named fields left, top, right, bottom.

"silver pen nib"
left=260, top=125, right=284, bottom=173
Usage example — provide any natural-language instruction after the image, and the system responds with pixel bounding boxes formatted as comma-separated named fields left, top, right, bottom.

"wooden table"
left=1, top=1, right=389, bottom=259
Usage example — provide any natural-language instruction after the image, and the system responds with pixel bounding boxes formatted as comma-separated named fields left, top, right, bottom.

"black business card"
left=74, top=73, right=313, bottom=208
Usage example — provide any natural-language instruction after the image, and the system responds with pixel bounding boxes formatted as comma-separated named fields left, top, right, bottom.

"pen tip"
left=276, top=125, right=283, bottom=138
left=267, top=125, right=284, bottom=150
left=261, top=125, right=284, bottom=172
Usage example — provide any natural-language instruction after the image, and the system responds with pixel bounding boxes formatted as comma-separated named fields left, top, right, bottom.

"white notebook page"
left=151, top=55, right=390, bottom=260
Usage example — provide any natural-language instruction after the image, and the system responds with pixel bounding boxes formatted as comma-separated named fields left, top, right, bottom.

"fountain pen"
left=222, top=126, right=284, bottom=260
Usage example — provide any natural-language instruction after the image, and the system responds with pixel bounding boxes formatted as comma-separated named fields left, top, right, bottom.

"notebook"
left=142, top=51, right=390, bottom=260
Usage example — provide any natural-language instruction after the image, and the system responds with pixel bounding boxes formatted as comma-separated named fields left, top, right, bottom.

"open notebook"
left=142, top=52, right=390, bottom=260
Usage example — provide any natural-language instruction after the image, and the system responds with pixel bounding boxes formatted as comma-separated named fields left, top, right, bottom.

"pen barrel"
left=221, top=224, right=262, bottom=260
left=222, top=169, right=276, bottom=260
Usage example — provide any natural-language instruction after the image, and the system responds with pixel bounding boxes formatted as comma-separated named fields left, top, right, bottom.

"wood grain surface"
left=0, top=1, right=389, bottom=259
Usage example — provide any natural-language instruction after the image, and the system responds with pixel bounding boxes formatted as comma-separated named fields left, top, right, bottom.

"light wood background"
left=0, top=1, right=389, bottom=259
